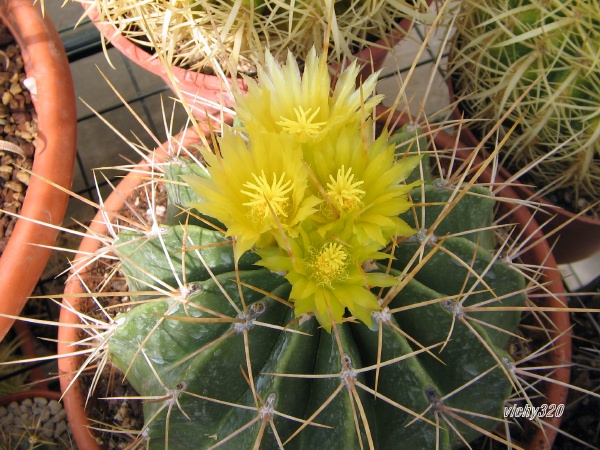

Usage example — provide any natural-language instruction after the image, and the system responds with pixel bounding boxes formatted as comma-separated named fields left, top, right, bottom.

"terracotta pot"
left=58, top=109, right=570, bottom=449
left=0, top=0, right=77, bottom=341
left=381, top=106, right=570, bottom=449
left=83, top=2, right=423, bottom=124
left=446, top=64, right=600, bottom=264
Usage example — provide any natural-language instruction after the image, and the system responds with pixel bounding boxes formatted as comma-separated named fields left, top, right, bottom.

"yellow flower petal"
left=234, top=48, right=382, bottom=143
left=185, top=128, right=320, bottom=261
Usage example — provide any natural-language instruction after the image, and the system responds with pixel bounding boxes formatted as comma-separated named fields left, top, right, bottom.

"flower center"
left=276, top=106, right=327, bottom=138
left=326, top=165, right=365, bottom=212
left=307, top=242, right=350, bottom=287
left=241, top=171, right=293, bottom=224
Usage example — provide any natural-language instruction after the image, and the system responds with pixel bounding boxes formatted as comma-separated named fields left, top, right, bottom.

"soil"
left=0, top=23, right=37, bottom=254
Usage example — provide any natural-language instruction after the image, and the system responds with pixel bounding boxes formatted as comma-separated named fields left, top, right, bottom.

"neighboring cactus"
left=449, top=0, right=600, bottom=211
left=102, top=50, right=527, bottom=449
left=85, top=0, right=432, bottom=74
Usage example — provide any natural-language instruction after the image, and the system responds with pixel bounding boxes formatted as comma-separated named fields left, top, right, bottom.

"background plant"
left=82, top=0, right=432, bottom=75
left=449, top=0, right=600, bottom=214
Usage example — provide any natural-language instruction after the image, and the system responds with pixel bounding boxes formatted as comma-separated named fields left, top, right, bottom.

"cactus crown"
left=86, top=49, right=536, bottom=449
left=450, top=0, right=600, bottom=212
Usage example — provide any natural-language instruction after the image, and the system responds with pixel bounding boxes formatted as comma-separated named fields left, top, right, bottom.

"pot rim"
left=0, top=388, right=61, bottom=405
left=0, top=0, right=77, bottom=341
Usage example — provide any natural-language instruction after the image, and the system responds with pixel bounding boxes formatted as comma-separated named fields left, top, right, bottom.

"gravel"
left=0, top=396, right=74, bottom=448
left=0, top=22, right=37, bottom=255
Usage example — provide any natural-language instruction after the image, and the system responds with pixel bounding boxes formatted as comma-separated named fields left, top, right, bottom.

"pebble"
left=16, top=130, right=32, bottom=140
left=0, top=395, right=73, bottom=448
left=4, top=179, right=22, bottom=192
left=39, top=406, right=51, bottom=423
left=8, top=82, right=21, bottom=95
left=34, top=397, right=48, bottom=407
left=48, top=399, right=61, bottom=415
left=15, top=170, right=28, bottom=185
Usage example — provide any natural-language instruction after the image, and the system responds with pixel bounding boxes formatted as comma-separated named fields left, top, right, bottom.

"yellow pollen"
left=326, top=165, right=365, bottom=212
left=307, top=242, right=349, bottom=287
left=276, top=106, right=327, bottom=137
left=241, top=171, right=293, bottom=224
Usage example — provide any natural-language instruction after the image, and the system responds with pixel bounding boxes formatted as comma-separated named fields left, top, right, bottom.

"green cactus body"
left=107, top=137, right=525, bottom=448
left=450, top=0, right=600, bottom=207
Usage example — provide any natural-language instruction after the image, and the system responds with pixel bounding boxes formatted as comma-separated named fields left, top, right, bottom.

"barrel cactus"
left=99, top=49, right=527, bottom=449
left=449, top=0, right=600, bottom=212
left=84, top=0, right=431, bottom=74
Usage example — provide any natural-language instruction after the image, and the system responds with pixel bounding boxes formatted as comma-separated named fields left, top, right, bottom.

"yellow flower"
left=304, top=124, right=422, bottom=246
left=184, top=128, right=321, bottom=261
left=257, top=226, right=399, bottom=332
left=234, top=48, right=383, bottom=143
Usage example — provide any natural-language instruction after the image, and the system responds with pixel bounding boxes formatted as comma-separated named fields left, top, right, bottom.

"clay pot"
left=446, top=66, right=600, bottom=264
left=0, top=0, right=77, bottom=341
left=58, top=109, right=570, bottom=449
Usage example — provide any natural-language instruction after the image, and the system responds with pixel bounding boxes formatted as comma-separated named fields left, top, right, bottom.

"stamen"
left=276, top=106, right=326, bottom=137
left=306, top=242, right=350, bottom=287
left=241, top=171, right=293, bottom=224
left=326, top=165, right=365, bottom=212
